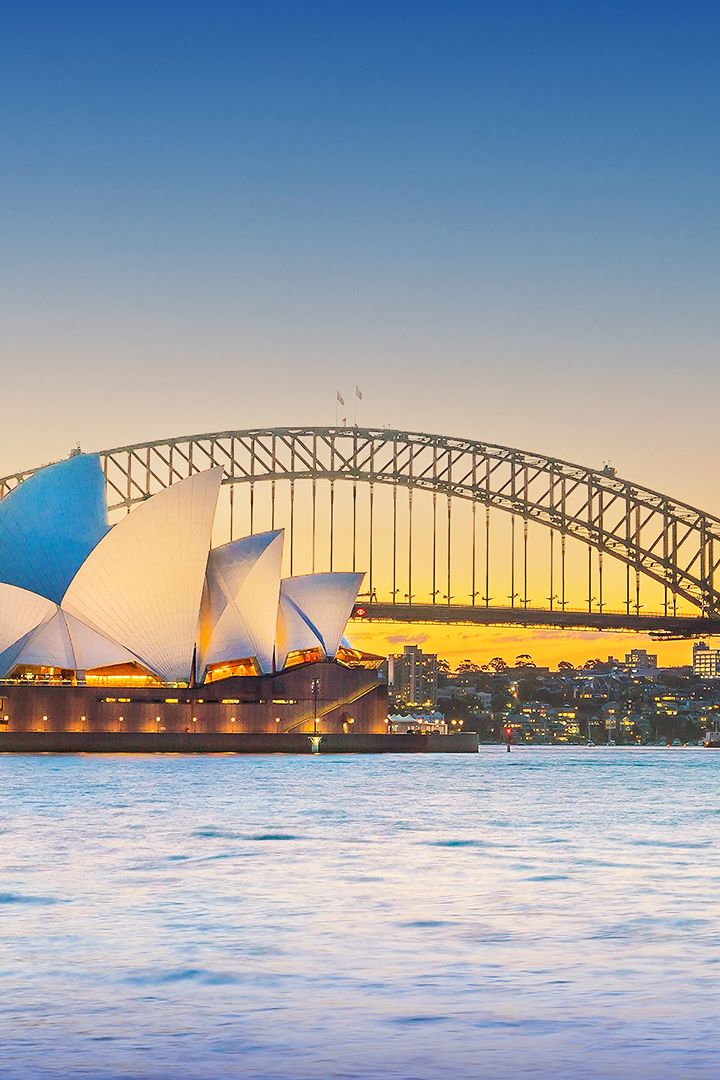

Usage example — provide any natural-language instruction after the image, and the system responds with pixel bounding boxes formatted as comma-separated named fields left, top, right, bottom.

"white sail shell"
left=199, top=530, right=283, bottom=677
left=62, top=468, right=223, bottom=682
left=275, top=572, right=364, bottom=669
left=0, top=454, right=108, bottom=604
left=0, top=584, right=57, bottom=676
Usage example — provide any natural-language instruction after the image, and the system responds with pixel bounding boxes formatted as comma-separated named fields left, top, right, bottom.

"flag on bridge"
left=337, top=390, right=345, bottom=406
left=355, top=385, right=362, bottom=400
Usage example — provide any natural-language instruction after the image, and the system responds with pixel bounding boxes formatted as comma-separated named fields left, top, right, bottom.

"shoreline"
left=0, top=731, right=479, bottom=754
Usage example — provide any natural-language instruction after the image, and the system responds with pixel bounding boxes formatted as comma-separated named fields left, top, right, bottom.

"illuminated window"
left=205, top=658, right=259, bottom=681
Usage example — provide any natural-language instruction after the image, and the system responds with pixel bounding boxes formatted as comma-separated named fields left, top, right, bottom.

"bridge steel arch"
left=2, top=427, right=719, bottom=628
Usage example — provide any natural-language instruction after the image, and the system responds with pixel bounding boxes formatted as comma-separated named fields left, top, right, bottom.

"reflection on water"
left=1, top=748, right=719, bottom=1079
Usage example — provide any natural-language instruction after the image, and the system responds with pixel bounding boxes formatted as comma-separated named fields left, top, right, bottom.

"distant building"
left=625, top=648, right=657, bottom=672
left=693, top=642, right=720, bottom=679
left=388, top=644, right=438, bottom=708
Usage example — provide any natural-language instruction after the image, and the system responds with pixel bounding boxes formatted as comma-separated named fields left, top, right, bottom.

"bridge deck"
left=352, top=602, right=720, bottom=638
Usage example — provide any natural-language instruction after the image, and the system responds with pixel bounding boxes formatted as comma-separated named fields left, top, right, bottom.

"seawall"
left=0, top=731, right=479, bottom=754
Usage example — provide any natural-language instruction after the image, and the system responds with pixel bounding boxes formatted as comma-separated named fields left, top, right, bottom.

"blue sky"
left=1, top=1, right=718, bottom=513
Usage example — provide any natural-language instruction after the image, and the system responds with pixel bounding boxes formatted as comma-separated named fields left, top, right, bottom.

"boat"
left=704, top=729, right=720, bottom=748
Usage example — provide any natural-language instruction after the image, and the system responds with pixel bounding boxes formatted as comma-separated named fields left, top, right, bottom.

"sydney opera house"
left=0, top=454, right=389, bottom=750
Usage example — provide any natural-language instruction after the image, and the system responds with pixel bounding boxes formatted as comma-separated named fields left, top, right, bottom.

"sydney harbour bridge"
left=2, top=426, right=719, bottom=638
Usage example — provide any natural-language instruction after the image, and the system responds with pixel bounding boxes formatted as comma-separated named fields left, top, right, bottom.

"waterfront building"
left=388, top=644, right=438, bottom=708
left=387, top=711, right=447, bottom=734
left=506, top=703, right=552, bottom=741
left=0, top=454, right=387, bottom=737
left=554, top=707, right=581, bottom=738
left=693, top=642, right=720, bottom=679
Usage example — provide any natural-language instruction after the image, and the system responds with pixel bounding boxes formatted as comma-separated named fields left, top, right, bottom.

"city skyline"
left=352, top=620, right=699, bottom=671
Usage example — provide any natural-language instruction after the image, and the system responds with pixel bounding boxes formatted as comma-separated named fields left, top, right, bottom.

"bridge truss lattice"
left=2, top=427, right=719, bottom=635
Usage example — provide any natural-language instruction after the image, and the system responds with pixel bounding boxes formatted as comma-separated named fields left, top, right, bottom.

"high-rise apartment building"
left=693, top=642, right=720, bottom=679
left=625, top=648, right=658, bottom=672
left=388, top=644, right=438, bottom=708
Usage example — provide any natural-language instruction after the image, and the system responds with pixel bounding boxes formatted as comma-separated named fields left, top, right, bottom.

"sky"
left=1, top=0, right=718, bottom=666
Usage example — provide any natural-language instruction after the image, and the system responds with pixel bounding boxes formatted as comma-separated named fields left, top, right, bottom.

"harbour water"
left=1, top=748, right=718, bottom=1079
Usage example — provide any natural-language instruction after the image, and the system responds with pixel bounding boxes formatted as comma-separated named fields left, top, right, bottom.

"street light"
left=310, top=679, right=320, bottom=735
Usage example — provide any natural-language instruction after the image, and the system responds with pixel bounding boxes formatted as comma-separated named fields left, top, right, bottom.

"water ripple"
left=0, top=892, right=66, bottom=906
left=0, top=747, right=718, bottom=1079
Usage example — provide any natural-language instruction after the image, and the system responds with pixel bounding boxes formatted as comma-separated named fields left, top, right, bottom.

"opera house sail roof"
left=0, top=454, right=365, bottom=684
